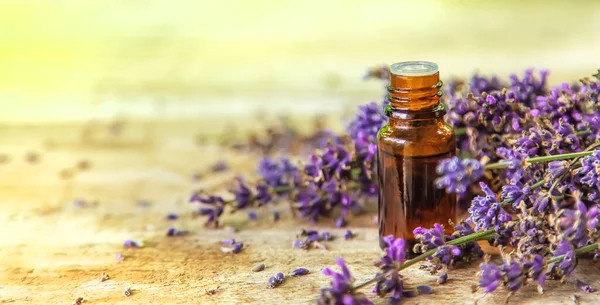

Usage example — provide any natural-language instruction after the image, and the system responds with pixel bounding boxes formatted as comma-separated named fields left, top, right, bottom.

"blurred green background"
left=1, top=0, right=599, bottom=123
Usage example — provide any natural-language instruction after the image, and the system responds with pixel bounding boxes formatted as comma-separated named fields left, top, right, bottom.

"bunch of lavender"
left=444, top=70, right=600, bottom=166
left=191, top=96, right=387, bottom=226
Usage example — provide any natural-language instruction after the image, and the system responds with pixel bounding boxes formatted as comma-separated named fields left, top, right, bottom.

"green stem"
left=351, top=229, right=496, bottom=291
left=546, top=243, right=599, bottom=264
left=484, top=151, right=593, bottom=170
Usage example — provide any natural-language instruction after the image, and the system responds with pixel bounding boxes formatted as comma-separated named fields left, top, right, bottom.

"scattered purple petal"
left=248, top=211, right=258, bottom=220
left=166, top=227, right=187, bottom=237
left=576, top=280, right=595, bottom=293
left=221, top=239, right=236, bottom=245
left=343, top=230, right=355, bottom=240
left=166, top=213, right=179, bottom=220
left=291, top=268, right=310, bottom=276
left=123, top=240, right=140, bottom=248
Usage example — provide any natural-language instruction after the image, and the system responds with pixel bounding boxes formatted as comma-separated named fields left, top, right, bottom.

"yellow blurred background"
left=1, top=0, right=599, bottom=123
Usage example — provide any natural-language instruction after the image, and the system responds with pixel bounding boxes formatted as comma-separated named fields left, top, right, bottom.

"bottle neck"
left=385, top=72, right=444, bottom=124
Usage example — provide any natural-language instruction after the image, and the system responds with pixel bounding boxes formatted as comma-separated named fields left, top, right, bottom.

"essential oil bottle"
left=377, top=61, right=457, bottom=253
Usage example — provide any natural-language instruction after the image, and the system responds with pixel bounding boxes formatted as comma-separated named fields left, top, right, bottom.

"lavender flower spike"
left=318, top=258, right=373, bottom=305
left=579, top=150, right=600, bottom=189
left=468, top=182, right=512, bottom=231
left=435, top=157, right=484, bottom=196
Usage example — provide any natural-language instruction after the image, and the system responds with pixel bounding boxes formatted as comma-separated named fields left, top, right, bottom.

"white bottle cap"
left=390, top=61, right=438, bottom=76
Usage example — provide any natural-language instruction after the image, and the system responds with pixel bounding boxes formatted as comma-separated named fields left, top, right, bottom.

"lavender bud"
left=252, top=263, right=265, bottom=272
left=416, top=285, right=433, bottom=295
left=437, top=273, right=448, bottom=285
left=321, top=232, right=333, bottom=241
left=221, top=239, right=236, bottom=245
left=268, top=277, right=280, bottom=288
left=290, top=268, right=310, bottom=276
left=231, top=243, right=244, bottom=253
left=166, top=213, right=179, bottom=220
left=402, top=289, right=417, bottom=298
left=268, top=272, right=285, bottom=288
left=275, top=272, right=285, bottom=282
left=344, top=230, right=355, bottom=240
left=248, top=211, right=258, bottom=220
left=576, top=280, right=595, bottom=293
left=123, top=240, right=140, bottom=248
left=293, top=239, right=308, bottom=249
left=273, top=211, right=280, bottom=222
left=335, top=217, right=347, bottom=228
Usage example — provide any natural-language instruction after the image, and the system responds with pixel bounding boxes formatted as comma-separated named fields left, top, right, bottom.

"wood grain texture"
left=1, top=121, right=599, bottom=305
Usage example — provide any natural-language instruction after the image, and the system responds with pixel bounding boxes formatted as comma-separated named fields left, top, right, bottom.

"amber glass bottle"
left=377, top=61, right=457, bottom=253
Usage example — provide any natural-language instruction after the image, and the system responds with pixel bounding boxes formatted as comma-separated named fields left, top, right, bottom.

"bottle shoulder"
left=377, top=122, right=456, bottom=156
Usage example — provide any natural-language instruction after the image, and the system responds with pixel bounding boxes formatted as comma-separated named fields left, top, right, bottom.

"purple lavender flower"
left=191, top=193, right=226, bottom=225
left=523, top=254, right=546, bottom=287
left=291, top=268, right=310, bottom=276
left=295, top=182, right=330, bottom=222
left=469, top=73, right=504, bottom=96
left=335, top=217, right=347, bottom=228
left=500, top=259, right=524, bottom=292
left=189, top=194, right=224, bottom=204
left=166, top=227, right=186, bottom=237
left=496, top=147, right=528, bottom=180
left=509, top=69, right=549, bottom=105
left=576, top=280, right=595, bottom=293
left=415, top=285, right=433, bottom=295
left=221, top=239, right=236, bottom=245
left=293, top=239, right=309, bottom=250
left=123, top=240, right=140, bottom=248
left=323, top=180, right=357, bottom=217
left=501, top=181, right=531, bottom=209
left=248, top=211, right=258, bottom=220
left=198, top=206, right=224, bottom=224
left=377, top=235, right=406, bottom=269
left=321, top=232, right=333, bottom=241
left=448, top=222, right=484, bottom=261
left=557, top=200, right=594, bottom=248
left=578, top=150, right=600, bottom=189
left=468, top=182, right=512, bottom=231
left=257, top=157, right=299, bottom=193
left=413, top=224, right=446, bottom=249
left=318, top=258, right=373, bottom=305
left=550, top=240, right=577, bottom=279
left=166, top=213, right=179, bottom=220
left=232, top=177, right=252, bottom=209
left=373, top=270, right=403, bottom=304
left=255, top=184, right=272, bottom=205
left=344, top=230, right=354, bottom=240
left=221, top=242, right=244, bottom=254
left=437, top=273, right=448, bottom=285
left=435, top=157, right=484, bottom=196
left=478, top=263, right=502, bottom=293
left=347, top=102, right=387, bottom=141
left=268, top=272, right=285, bottom=288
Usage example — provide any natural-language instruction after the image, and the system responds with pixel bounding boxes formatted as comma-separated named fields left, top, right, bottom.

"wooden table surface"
left=1, top=121, right=599, bottom=305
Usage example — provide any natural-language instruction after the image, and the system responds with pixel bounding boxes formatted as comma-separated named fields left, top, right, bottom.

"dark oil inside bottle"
left=378, top=149, right=457, bottom=253
left=377, top=61, right=458, bottom=256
